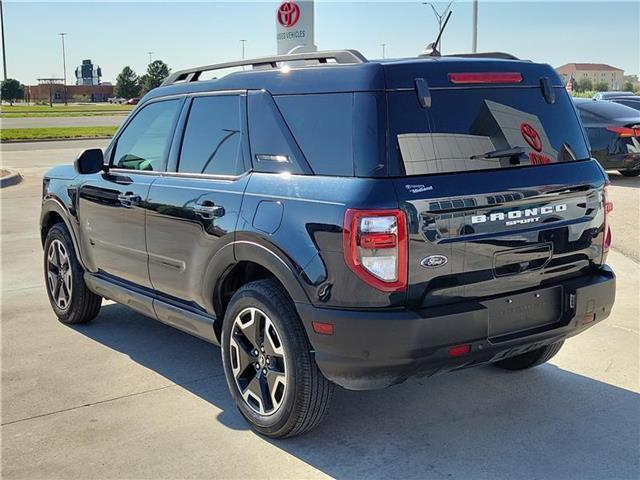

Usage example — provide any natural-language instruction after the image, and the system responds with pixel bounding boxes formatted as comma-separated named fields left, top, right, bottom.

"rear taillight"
left=606, top=126, right=640, bottom=138
left=602, top=184, right=613, bottom=262
left=448, top=72, right=523, bottom=84
left=343, top=209, right=408, bottom=292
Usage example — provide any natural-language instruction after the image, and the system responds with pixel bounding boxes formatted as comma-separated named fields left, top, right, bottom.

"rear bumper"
left=297, top=266, right=616, bottom=390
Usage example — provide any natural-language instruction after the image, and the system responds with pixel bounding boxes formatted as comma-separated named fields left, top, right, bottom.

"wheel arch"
left=40, top=199, right=87, bottom=270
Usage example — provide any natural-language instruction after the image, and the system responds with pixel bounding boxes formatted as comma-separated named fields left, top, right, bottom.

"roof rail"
left=162, top=49, right=368, bottom=86
left=444, top=52, right=520, bottom=60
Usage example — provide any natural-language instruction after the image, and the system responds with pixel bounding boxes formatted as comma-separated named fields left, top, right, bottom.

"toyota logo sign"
left=277, top=1, right=301, bottom=28
left=520, top=123, right=543, bottom=152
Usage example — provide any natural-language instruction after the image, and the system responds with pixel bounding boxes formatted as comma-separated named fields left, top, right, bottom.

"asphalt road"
left=1, top=140, right=639, bottom=479
left=1, top=115, right=126, bottom=129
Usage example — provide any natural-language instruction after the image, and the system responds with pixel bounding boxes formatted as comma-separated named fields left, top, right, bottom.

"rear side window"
left=178, top=95, right=244, bottom=176
left=390, top=87, right=590, bottom=176
left=275, top=93, right=354, bottom=176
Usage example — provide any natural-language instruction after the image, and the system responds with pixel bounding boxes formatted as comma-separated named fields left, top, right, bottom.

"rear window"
left=575, top=100, right=640, bottom=119
left=390, top=87, right=590, bottom=176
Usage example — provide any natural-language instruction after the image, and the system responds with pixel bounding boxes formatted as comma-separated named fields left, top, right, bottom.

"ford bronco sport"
left=41, top=50, right=616, bottom=438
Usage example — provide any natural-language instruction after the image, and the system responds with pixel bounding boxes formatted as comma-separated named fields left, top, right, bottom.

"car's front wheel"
left=43, top=223, right=102, bottom=324
left=221, top=279, right=334, bottom=438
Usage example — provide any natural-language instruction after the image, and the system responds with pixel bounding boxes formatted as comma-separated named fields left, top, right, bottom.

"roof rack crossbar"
left=444, top=52, right=520, bottom=60
left=161, top=49, right=368, bottom=86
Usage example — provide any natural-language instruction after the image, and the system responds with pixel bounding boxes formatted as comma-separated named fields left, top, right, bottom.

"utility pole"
left=147, top=51, right=153, bottom=64
left=471, top=0, right=478, bottom=53
left=58, top=33, right=67, bottom=105
left=380, top=43, right=387, bottom=59
left=1, top=0, right=7, bottom=80
left=422, top=1, right=454, bottom=53
left=240, top=40, right=247, bottom=60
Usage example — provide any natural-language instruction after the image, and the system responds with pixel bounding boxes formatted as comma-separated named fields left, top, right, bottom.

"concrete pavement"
left=1, top=115, right=126, bottom=129
left=1, top=141, right=638, bottom=479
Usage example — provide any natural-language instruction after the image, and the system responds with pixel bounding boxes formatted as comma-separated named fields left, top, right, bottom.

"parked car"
left=592, top=91, right=637, bottom=101
left=41, top=49, right=616, bottom=438
left=126, top=97, right=140, bottom=105
left=574, top=98, right=640, bottom=176
left=609, top=96, right=640, bottom=111
left=107, top=97, right=127, bottom=104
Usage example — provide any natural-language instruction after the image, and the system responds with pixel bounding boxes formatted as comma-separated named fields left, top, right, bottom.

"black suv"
left=41, top=50, right=616, bottom=438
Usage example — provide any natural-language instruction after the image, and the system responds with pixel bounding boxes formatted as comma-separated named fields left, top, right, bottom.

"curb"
left=1, top=136, right=113, bottom=144
left=0, top=170, right=23, bottom=188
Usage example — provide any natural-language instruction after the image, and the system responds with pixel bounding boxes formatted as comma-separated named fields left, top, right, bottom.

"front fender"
left=41, top=192, right=88, bottom=271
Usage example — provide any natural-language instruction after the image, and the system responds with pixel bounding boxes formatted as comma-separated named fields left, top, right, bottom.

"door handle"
left=193, top=202, right=225, bottom=219
left=117, top=192, right=141, bottom=207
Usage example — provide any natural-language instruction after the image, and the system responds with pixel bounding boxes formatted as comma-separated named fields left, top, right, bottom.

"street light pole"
left=147, top=51, right=153, bottom=64
left=380, top=43, right=386, bottom=59
left=58, top=33, right=67, bottom=105
left=471, top=0, right=478, bottom=53
left=1, top=0, right=7, bottom=81
left=422, top=1, right=454, bottom=53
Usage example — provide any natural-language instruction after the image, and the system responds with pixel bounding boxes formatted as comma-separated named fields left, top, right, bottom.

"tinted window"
left=178, top=95, right=244, bottom=176
left=390, top=87, right=590, bottom=176
left=276, top=93, right=354, bottom=176
left=112, top=99, right=180, bottom=171
left=612, top=99, right=640, bottom=111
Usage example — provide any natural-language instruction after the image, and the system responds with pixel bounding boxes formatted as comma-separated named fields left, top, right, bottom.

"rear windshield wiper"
left=470, top=146, right=525, bottom=160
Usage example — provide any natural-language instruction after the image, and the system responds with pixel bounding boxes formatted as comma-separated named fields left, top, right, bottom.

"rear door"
left=145, top=93, right=250, bottom=310
left=386, top=74, right=608, bottom=308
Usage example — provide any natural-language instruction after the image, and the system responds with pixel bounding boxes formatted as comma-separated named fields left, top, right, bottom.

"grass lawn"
left=1, top=111, right=130, bottom=118
left=1, top=126, right=118, bottom=142
left=0, top=104, right=133, bottom=115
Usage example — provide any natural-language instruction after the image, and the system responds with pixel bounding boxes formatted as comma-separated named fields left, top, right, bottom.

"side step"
left=84, top=273, right=219, bottom=344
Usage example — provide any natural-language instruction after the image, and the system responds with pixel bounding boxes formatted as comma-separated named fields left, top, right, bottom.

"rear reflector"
left=312, top=321, right=334, bottom=335
left=448, top=72, right=523, bottom=84
left=606, top=126, right=640, bottom=138
left=448, top=344, right=471, bottom=357
left=582, top=313, right=596, bottom=324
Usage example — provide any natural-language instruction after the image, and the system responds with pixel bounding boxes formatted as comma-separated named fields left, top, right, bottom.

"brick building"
left=25, top=81, right=114, bottom=104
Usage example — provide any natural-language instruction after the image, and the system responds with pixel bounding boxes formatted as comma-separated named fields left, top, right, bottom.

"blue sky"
left=3, top=1, right=639, bottom=84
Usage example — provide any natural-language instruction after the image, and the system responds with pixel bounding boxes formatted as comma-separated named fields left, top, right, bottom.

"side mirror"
left=74, top=149, right=105, bottom=175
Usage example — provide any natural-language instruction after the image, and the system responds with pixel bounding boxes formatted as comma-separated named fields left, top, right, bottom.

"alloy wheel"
left=47, top=239, right=72, bottom=310
left=229, top=307, right=287, bottom=416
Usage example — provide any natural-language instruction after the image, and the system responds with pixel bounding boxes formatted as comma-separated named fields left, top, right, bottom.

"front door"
left=77, top=98, right=183, bottom=288
left=146, top=93, right=250, bottom=309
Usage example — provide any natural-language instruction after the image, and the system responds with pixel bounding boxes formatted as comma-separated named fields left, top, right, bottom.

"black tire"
left=492, top=341, right=564, bottom=370
left=221, top=279, right=334, bottom=438
left=43, top=223, right=102, bottom=324
left=618, top=169, right=640, bottom=177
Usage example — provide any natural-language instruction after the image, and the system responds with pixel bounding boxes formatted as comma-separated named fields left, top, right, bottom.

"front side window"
left=112, top=99, right=181, bottom=171
left=178, top=95, right=244, bottom=176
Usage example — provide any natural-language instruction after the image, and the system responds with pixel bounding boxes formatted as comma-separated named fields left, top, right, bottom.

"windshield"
left=389, top=87, right=590, bottom=176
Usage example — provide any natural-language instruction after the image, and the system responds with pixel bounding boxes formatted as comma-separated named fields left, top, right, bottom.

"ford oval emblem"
left=421, top=255, right=448, bottom=268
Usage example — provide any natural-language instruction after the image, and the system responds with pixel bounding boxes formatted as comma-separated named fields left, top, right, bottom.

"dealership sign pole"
left=276, top=0, right=316, bottom=55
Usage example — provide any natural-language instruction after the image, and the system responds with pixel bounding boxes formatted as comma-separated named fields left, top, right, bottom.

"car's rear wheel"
left=44, top=223, right=102, bottom=324
left=221, top=279, right=334, bottom=438
left=618, top=169, right=640, bottom=177
left=492, top=341, right=564, bottom=370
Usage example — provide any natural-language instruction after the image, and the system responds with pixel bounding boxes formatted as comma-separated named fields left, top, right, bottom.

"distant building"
left=556, top=63, right=624, bottom=90
left=25, top=79, right=113, bottom=104
left=75, top=59, right=102, bottom=86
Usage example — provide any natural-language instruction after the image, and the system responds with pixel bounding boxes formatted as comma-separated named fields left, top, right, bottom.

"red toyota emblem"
left=277, top=1, right=300, bottom=28
left=520, top=123, right=542, bottom=152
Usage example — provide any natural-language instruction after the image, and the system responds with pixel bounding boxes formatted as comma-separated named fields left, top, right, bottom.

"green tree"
left=115, top=66, right=141, bottom=99
left=1, top=78, right=24, bottom=106
left=141, top=60, right=170, bottom=92
left=576, top=78, right=593, bottom=93
left=594, top=82, right=609, bottom=92
left=623, top=81, right=635, bottom=92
